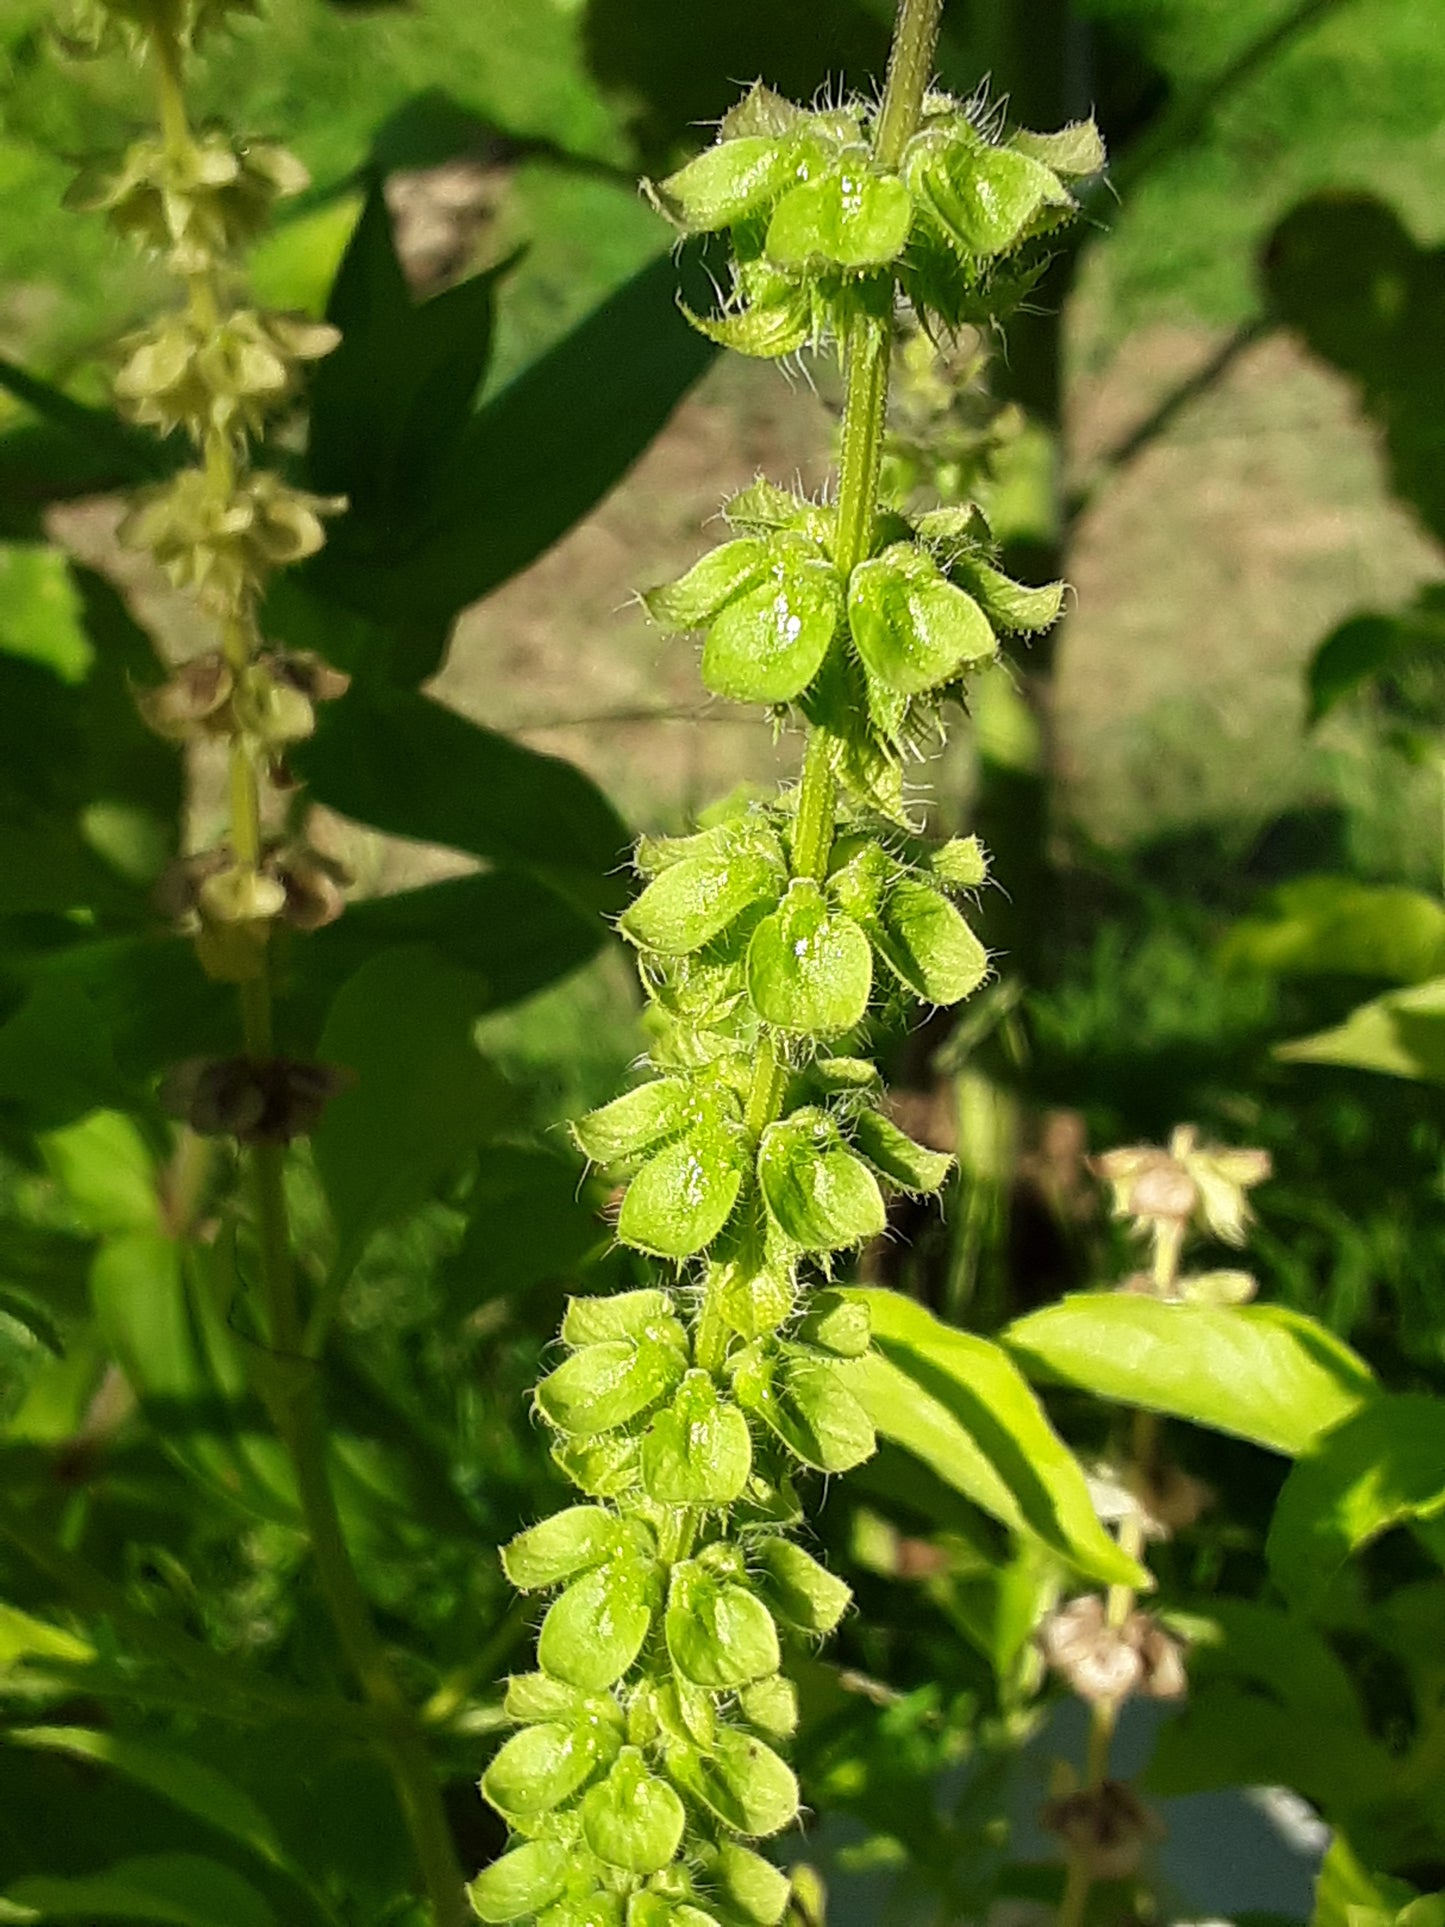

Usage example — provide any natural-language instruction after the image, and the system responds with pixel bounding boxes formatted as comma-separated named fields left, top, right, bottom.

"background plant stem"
left=149, top=33, right=467, bottom=1927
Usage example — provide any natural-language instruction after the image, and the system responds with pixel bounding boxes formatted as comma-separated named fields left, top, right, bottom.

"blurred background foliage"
left=1, top=0, right=1445, bottom=1922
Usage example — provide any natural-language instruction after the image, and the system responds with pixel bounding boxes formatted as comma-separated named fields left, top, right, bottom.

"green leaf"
left=644, top=537, right=769, bottom=630
left=1005, top=1294, right=1375, bottom=1456
left=1278, top=976, right=1445, bottom=1084
left=756, top=1109, right=886, bottom=1253
left=701, top=537, right=843, bottom=704
left=0, top=981, right=135, bottom=1129
left=40, top=1112, right=159, bottom=1237
left=849, top=1288, right=1145, bottom=1588
left=443, top=1146, right=603, bottom=1317
left=2, top=1729, right=289, bottom=1876
left=1267, top=1394, right=1445, bottom=1607
left=313, top=946, right=512, bottom=1266
left=1311, top=1840, right=1416, bottom=1927
left=745, top=881, right=871, bottom=1036
left=294, top=681, right=629, bottom=918
left=574, top=1080, right=690, bottom=1167
left=765, top=168, right=913, bottom=271
left=306, top=177, right=509, bottom=544
left=303, top=245, right=717, bottom=633
left=1143, top=1683, right=1390, bottom=1811
left=0, top=1604, right=93, bottom=1668
left=1224, top=877, right=1445, bottom=985
left=3, top=1854, right=276, bottom=1927
left=847, top=544, right=995, bottom=696
left=754, top=1538, right=851, bottom=1635
left=1305, top=597, right=1445, bottom=728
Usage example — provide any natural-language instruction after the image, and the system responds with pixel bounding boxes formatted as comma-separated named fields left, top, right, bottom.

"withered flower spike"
left=135, top=650, right=234, bottom=740
left=1040, top=1781, right=1161, bottom=1882
left=162, top=1055, right=352, bottom=1143
left=1039, top=1594, right=1188, bottom=1704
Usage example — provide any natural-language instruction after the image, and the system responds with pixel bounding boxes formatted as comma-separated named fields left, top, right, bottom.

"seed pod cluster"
left=476, top=73, right=1103, bottom=1927
left=75, top=0, right=350, bottom=1122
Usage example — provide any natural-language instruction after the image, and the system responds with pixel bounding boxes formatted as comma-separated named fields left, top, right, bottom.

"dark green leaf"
left=443, top=1146, right=604, bottom=1317
left=313, top=945, right=513, bottom=1263
left=3, top=1853, right=276, bottom=1927
left=294, top=682, right=629, bottom=917
left=0, top=980, right=136, bottom=1130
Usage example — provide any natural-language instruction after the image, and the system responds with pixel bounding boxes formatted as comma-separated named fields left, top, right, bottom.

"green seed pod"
left=716, top=1841, right=792, bottom=1926
left=682, top=288, right=814, bottom=361
left=539, top=1896, right=624, bottom=1927
left=808, top=1055, right=880, bottom=1093
left=946, top=553, right=1065, bottom=634
left=755, top=1538, right=852, bottom=1635
left=538, top=1557, right=660, bottom=1691
left=793, top=1289, right=872, bottom=1357
left=924, top=835, right=987, bottom=889
left=641, top=1371, right=753, bottom=1506
left=573, top=1080, right=691, bottom=1167
left=756, top=1108, right=887, bottom=1253
left=851, top=1109, right=953, bottom=1193
left=552, top=1432, right=641, bottom=1500
left=621, top=833, right=783, bottom=956
left=1009, top=118, right=1106, bottom=180
left=537, top=1336, right=685, bottom=1436
left=503, top=1674, right=625, bottom=1727
left=732, top=1344, right=876, bottom=1473
left=581, top=1748, right=687, bottom=1873
left=481, top=1719, right=616, bottom=1826
left=700, top=536, right=843, bottom=705
left=736, top=1674, right=799, bottom=1742
left=746, top=879, right=872, bottom=1035
left=765, top=164, right=914, bottom=271
left=907, top=128, right=1072, bottom=257
left=501, top=1506, right=629, bottom=1592
left=874, top=876, right=988, bottom=1005
left=468, top=1839, right=570, bottom=1923
left=665, top=1558, right=781, bottom=1689
left=847, top=542, right=996, bottom=696
left=721, top=82, right=805, bottom=142
left=649, top=137, right=796, bottom=234
left=665, top=1730, right=799, bottom=1838
left=562, top=1290, right=687, bottom=1351
left=617, top=1124, right=749, bottom=1259
left=644, top=539, right=770, bottom=631
left=722, top=478, right=810, bottom=535
left=709, top=1217, right=797, bottom=1339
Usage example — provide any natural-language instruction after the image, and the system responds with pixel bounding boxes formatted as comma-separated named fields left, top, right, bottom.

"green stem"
left=873, top=0, right=945, bottom=170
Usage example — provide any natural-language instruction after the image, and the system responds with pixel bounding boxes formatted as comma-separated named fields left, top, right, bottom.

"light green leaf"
left=537, top=1336, right=684, bottom=1437
left=850, top=1288, right=1145, bottom=1588
left=1277, top=976, right=1445, bottom=1084
left=314, top=945, right=511, bottom=1265
left=40, top=1111, right=159, bottom=1237
left=1223, top=877, right=1445, bottom=986
left=481, top=1718, right=613, bottom=1824
left=746, top=880, right=871, bottom=1036
left=1005, top=1294, right=1374, bottom=1456
left=1267, top=1393, right=1445, bottom=1607
left=0, top=1606, right=92, bottom=1669
left=3, top=1728, right=289, bottom=1875
left=573, top=1079, right=690, bottom=1167
left=501, top=1506, right=627, bottom=1591
left=732, top=1346, right=876, bottom=1475
left=468, top=1840, right=568, bottom=1925
left=3, top=1854, right=275, bottom=1927
left=754, top=1538, right=851, bottom=1635
left=1008, top=120, right=1106, bottom=179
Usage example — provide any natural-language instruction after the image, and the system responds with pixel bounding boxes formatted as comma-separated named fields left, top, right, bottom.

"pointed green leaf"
left=851, top=1287, right=1148, bottom=1587
left=3, top=1855, right=275, bottom=1927
left=1267, top=1394, right=1445, bottom=1607
left=1278, top=976, right=1445, bottom=1084
left=1005, top=1294, right=1375, bottom=1456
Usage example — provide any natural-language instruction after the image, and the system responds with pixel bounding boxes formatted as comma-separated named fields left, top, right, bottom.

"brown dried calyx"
left=1038, top=1594, right=1187, bottom=1704
left=1040, top=1780, right=1161, bottom=1881
left=136, top=647, right=349, bottom=749
left=162, top=1054, right=351, bottom=1142
left=154, top=841, right=350, bottom=934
